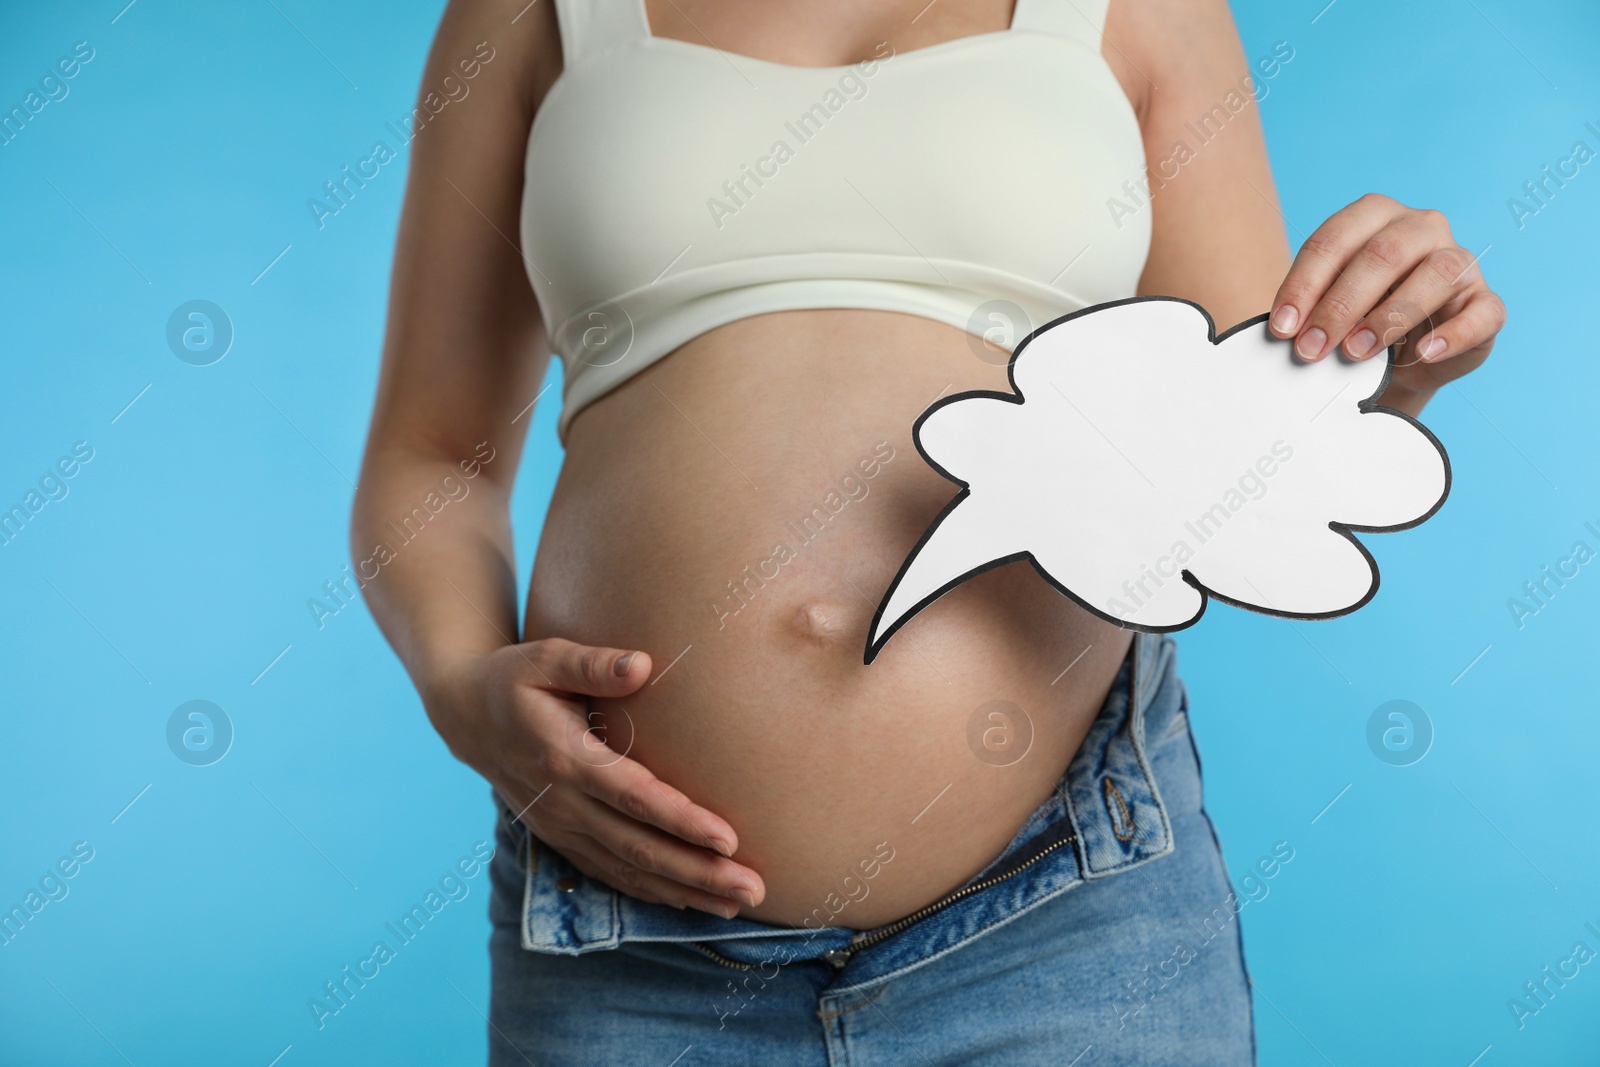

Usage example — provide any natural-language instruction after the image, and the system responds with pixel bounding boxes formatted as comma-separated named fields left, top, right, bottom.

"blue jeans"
left=486, top=634, right=1255, bottom=1064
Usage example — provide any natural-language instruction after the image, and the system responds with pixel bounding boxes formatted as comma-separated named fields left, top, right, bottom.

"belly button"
left=793, top=602, right=851, bottom=643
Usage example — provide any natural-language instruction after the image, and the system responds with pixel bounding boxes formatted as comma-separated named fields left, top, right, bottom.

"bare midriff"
left=524, top=308, right=1132, bottom=929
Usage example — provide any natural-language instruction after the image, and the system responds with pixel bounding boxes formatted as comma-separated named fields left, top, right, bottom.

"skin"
left=353, top=0, right=1503, bottom=927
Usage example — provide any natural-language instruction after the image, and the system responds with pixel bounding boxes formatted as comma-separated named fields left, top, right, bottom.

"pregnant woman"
left=352, top=0, right=1503, bottom=1062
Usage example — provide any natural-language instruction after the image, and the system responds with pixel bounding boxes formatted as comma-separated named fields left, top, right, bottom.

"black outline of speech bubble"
left=863, top=295, right=1452, bottom=666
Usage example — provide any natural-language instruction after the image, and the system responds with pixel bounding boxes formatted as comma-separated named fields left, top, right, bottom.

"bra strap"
left=1010, top=0, right=1110, bottom=53
left=551, top=0, right=652, bottom=70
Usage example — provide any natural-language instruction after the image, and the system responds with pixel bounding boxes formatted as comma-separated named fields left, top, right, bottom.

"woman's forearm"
left=351, top=443, right=518, bottom=716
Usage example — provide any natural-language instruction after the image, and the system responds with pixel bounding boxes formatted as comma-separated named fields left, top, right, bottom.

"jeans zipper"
left=689, top=830, right=1079, bottom=972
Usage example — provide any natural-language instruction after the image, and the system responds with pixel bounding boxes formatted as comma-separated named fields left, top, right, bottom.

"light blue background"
left=1, top=1, right=1595, bottom=1063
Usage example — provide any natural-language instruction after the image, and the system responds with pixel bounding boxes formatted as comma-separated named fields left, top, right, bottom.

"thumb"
left=526, top=637, right=653, bottom=698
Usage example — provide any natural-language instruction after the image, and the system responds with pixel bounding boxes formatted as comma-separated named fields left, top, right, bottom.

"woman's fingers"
left=1268, top=193, right=1407, bottom=342
left=1351, top=246, right=1490, bottom=361
left=503, top=641, right=756, bottom=868
left=501, top=772, right=759, bottom=914
left=568, top=791, right=764, bottom=908
left=501, top=636, right=766, bottom=914
left=1285, top=208, right=1457, bottom=362
left=570, top=744, right=747, bottom=859
left=557, top=834, right=747, bottom=918
left=1267, top=194, right=1490, bottom=374
left=523, top=636, right=652, bottom=698
left=505, top=736, right=766, bottom=905
left=1298, top=212, right=1442, bottom=361
left=1408, top=286, right=1507, bottom=366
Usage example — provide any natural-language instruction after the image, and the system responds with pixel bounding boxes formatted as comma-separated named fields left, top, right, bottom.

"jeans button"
left=557, top=876, right=580, bottom=893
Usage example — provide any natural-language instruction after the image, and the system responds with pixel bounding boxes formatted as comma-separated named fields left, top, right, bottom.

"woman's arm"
left=1110, top=0, right=1502, bottom=416
left=352, top=0, right=762, bottom=918
left=354, top=4, right=547, bottom=696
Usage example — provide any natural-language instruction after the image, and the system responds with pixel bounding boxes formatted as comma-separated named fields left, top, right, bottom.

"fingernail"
left=730, top=886, right=757, bottom=907
left=1271, top=304, right=1300, bottom=333
left=1417, top=336, right=1447, bottom=361
left=707, top=836, right=734, bottom=857
left=1345, top=329, right=1377, bottom=359
left=709, top=901, right=737, bottom=919
left=613, top=651, right=637, bottom=676
left=1295, top=327, right=1326, bottom=360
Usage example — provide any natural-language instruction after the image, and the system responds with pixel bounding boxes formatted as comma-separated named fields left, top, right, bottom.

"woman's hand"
left=428, top=638, right=765, bottom=918
left=1267, top=193, right=1506, bottom=414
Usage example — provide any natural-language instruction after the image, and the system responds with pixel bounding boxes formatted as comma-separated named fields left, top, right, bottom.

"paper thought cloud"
left=864, top=297, right=1450, bottom=664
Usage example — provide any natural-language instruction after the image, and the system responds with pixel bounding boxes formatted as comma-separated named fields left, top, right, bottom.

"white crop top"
left=520, top=0, right=1151, bottom=441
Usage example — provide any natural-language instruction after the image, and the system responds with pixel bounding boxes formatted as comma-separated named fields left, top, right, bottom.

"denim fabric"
left=486, top=633, right=1255, bottom=1065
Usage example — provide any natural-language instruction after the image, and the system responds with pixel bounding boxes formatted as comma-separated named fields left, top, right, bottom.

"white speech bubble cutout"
left=864, top=296, right=1450, bottom=665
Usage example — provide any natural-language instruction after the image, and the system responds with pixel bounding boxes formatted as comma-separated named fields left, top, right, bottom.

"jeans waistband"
left=501, top=632, right=1187, bottom=983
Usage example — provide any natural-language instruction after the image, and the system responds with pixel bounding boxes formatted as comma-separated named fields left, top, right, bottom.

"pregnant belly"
left=525, top=309, right=1132, bottom=929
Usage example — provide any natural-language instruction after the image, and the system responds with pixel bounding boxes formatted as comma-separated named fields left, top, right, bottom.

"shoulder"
left=421, top=0, right=564, bottom=122
left=1103, top=0, right=1249, bottom=122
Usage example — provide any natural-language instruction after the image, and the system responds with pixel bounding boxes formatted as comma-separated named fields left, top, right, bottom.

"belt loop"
left=1132, top=631, right=1167, bottom=719
left=1130, top=630, right=1146, bottom=717
left=1062, top=631, right=1176, bottom=878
